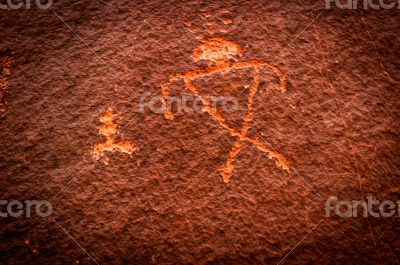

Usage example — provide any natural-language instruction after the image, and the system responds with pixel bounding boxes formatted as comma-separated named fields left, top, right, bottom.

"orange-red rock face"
left=0, top=50, right=12, bottom=113
left=0, top=1, right=399, bottom=264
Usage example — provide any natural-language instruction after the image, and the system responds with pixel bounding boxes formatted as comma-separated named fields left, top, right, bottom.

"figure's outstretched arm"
left=231, top=60, right=286, bottom=93
left=261, top=63, right=287, bottom=93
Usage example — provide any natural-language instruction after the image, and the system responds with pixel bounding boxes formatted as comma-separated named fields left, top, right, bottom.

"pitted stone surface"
left=0, top=1, right=399, bottom=264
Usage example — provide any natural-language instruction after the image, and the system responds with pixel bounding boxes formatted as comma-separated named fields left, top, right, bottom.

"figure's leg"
left=239, top=133, right=290, bottom=171
left=181, top=78, right=241, bottom=182
left=238, top=67, right=289, bottom=171
left=182, top=77, right=290, bottom=180
left=161, top=82, right=174, bottom=120
left=220, top=69, right=260, bottom=182
left=220, top=139, right=242, bottom=183
left=220, top=130, right=291, bottom=181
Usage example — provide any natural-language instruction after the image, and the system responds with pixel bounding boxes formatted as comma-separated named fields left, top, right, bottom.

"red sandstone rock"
left=0, top=1, right=399, bottom=264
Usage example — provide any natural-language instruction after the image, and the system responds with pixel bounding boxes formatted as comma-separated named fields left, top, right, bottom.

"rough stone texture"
left=0, top=0, right=399, bottom=264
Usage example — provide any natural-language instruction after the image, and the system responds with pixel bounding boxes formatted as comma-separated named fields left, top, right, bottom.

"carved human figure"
left=160, top=38, right=290, bottom=183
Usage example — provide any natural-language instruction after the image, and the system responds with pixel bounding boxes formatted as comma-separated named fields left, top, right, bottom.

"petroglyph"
left=222, top=18, right=232, bottom=25
left=165, top=12, right=289, bottom=183
left=220, top=8, right=230, bottom=14
left=182, top=8, right=234, bottom=41
left=92, top=107, right=138, bottom=161
left=0, top=51, right=13, bottom=113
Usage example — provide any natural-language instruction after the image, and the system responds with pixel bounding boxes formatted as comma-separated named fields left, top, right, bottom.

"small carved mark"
left=0, top=50, right=13, bottom=113
left=222, top=18, right=233, bottom=25
left=182, top=19, right=193, bottom=27
left=182, top=7, right=233, bottom=41
left=92, top=107, right=138, bottom=161
left=220, top=8, right=230, bottom=14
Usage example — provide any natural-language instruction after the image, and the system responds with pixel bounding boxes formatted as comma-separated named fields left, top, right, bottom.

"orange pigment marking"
left=92, top=108, right=138, bottom=160
left=161, top=38, right=289, bottom=182
left=0, top=54, right=13, bottom=113
left=195, top=34, right=205, bottom=40
left=201, top=12, right=212, bottom=19
left=206, top=29, right=216, bottom=35
left=192, top=38, right=243, bottom=63
left=220, top=8, right=230, bottom=14
left=182, top=19, right=192, bottom=27
left=222, top=18, right=233, bottom=25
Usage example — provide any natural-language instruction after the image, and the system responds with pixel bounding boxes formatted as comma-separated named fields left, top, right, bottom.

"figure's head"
left=192, top=38, right=243, bottom=64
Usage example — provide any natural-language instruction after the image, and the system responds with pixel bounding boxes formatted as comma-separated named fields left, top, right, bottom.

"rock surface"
left=0, top=0, right=399, bottom=264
